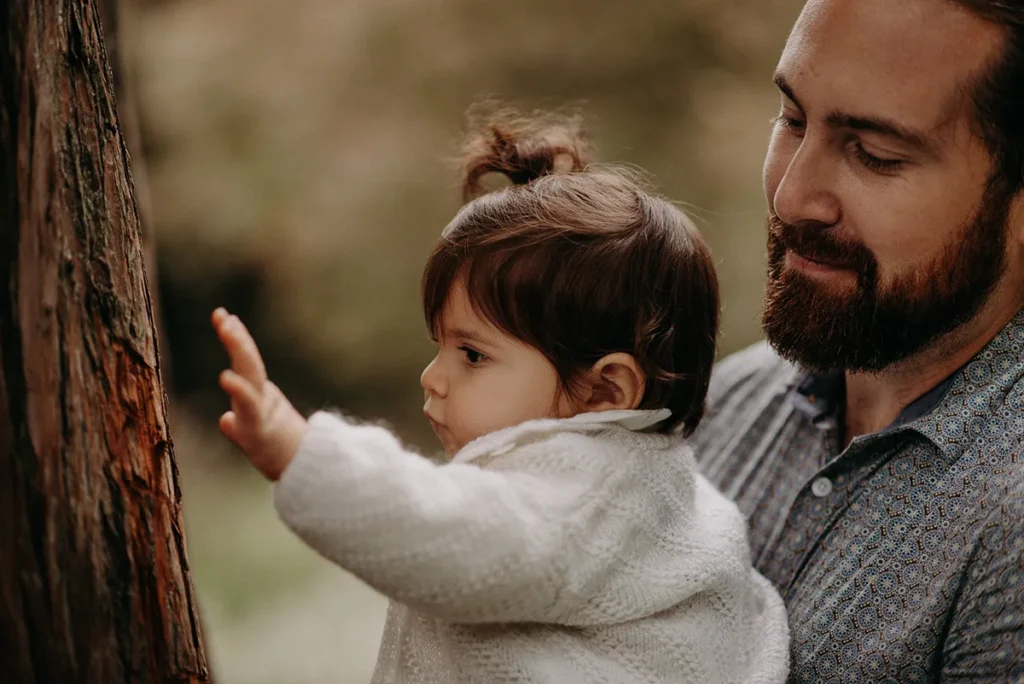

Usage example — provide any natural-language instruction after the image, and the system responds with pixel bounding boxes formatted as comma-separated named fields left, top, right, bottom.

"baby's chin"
left=436, top=424, right=504, bottom=458
left=429, top=425, right=464, bottom=458
left=437, top=420, right=541, bottom=457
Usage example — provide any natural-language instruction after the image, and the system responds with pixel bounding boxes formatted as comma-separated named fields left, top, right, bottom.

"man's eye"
left=774, top=113, right=806, bottom=134
left=460, top=347, right=486, bottom=364
left=853, top=143, right=904, bottom=174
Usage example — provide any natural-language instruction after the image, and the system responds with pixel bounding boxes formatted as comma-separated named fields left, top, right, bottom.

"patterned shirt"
left=691, top=310, right=1024, bottom=683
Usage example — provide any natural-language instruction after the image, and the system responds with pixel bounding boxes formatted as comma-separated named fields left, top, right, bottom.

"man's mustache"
left=768, top=214, right=874, bottom=271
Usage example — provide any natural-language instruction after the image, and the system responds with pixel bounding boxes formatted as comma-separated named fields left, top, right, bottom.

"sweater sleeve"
left=272, top=411, right=638, bottom=625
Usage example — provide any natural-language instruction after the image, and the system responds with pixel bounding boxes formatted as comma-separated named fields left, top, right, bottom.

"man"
left=691, top=0, right=1024, bottom=681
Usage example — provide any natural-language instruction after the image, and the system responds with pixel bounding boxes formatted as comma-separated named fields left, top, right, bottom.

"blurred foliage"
left=129, top=0, right=802, bottom=446
left=119, top=0, right=804, bottom=681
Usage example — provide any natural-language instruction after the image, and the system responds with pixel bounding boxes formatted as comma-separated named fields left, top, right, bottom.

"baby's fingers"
left=213, top=309, right=268, bottom=387
left=211, top=307, right=230, bottom=328
left=219, top=369, right=263, bottom=423
left=218, top=410, right=241, bottom=444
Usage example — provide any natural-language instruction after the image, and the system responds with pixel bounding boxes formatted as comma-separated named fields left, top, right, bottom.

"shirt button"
left=811, top=477, right=834, bottom=498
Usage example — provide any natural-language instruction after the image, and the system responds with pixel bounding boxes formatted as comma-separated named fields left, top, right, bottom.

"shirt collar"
left=915, top=308, right=1024, bottom=457
left=557, top=408, right=672, bottom=431
left=790, top=371, right=843, bottom=421
left=788, top=307, right=1024, bottom=457
left=452, top=408, right=672, bottom=464
left=791, top=369, right=955, bottom=428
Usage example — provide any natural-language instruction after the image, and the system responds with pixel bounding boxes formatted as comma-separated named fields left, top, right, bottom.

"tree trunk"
left=96, top=0, right=172, bottom=384
left=0, top=2, right=210, bottom=683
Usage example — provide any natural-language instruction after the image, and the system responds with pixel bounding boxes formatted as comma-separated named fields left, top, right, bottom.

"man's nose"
left=771, top=138, right=841, bottom=229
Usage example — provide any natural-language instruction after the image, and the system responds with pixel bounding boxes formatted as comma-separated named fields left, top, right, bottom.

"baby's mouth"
left=424, top=412, right=452, bottom=450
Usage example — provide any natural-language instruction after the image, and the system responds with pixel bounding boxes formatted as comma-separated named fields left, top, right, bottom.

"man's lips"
left=785, top=248, right=855, bottom=272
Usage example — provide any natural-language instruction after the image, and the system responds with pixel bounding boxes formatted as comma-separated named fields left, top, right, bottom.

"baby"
left=213, top=116, right=789, bottom=683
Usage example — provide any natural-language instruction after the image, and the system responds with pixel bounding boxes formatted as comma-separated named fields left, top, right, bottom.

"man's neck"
left=843, top=296, right=1023, bottom=447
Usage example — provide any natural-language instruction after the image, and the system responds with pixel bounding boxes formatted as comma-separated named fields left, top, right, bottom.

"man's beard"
left=761, top=179, right=1014, bottom=373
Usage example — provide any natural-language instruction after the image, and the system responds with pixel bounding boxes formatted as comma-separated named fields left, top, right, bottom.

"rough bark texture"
left=0, top=2, right=209, bottom=682
left=96, top=0, right=171, bottom=383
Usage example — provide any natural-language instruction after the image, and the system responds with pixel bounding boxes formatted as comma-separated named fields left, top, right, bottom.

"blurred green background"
left=119, top=0, right=803, bottom=680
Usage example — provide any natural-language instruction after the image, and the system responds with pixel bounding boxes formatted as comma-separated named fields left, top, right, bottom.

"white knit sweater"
left=273, top=409, right=789, bottom=683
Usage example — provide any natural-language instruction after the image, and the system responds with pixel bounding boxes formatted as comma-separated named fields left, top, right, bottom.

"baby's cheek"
left=444, top=403, right=488, bottom=451
left=448, top=400, right=512, bottom=448
left=446, top=371, right=559, bottom=448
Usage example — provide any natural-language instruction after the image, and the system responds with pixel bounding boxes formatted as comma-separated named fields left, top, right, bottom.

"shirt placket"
left=757, top=433, right=900, bottom=598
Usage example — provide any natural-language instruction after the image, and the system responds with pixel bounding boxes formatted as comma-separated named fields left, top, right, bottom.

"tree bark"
left=0, top=2, right=209, bottom=682
left=96, top=0, right=171, bottom=384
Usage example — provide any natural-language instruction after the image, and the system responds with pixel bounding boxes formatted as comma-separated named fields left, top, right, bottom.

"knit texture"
left=273, top=410, right=789, bottom=683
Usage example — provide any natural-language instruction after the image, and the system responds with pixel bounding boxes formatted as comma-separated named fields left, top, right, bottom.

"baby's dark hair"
left=422, top=112, right=719, bottom=436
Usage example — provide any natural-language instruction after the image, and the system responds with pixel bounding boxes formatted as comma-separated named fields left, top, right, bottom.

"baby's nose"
left=420, top=356, right=447, bottom=398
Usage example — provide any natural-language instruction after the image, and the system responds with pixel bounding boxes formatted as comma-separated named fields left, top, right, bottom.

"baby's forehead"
left=437, top=281, right=490, bottom=326
left=432, top=274, right=532, bottom=349
left=433, top=314, right=500, bottom=344
left=433, top=301, right=521, bottom=349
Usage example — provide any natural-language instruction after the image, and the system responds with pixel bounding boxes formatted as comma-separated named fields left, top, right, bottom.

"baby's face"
left=421, top=281, right=574, bottom=456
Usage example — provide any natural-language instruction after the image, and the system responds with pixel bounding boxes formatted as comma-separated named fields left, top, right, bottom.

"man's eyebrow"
left=774, top=73, right=803, bottom=111
left=774, top=72, right=935, bottom=154
left=825, top=113, right=934, bottom=154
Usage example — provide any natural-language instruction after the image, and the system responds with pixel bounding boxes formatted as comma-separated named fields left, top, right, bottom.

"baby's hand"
left=212, top=308, right=308, bottom=481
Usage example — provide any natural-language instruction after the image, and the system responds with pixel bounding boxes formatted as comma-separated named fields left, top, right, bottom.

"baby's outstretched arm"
left=272, top=411, right=646, bottom=626
left=212, top=308, right=308, bottom=480
left=211, top=308, right=588, bottom=620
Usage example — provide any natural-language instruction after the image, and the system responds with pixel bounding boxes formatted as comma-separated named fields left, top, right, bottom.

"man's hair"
left=956, top=1, right=1024, bottom=192
left=421, top=112, right=720, bottom=436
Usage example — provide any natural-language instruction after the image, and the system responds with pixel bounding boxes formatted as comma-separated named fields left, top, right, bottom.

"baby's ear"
left=576, top=353, right=646, bottom=412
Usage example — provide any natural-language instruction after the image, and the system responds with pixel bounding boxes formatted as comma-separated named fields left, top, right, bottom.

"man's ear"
left=575, top=353, right=646, bottom=412
left=1010, top=191, right=1024, bottom=249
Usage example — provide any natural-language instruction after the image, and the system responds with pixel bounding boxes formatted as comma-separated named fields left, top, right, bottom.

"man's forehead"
left=780, top=0, right=1004, bottom=131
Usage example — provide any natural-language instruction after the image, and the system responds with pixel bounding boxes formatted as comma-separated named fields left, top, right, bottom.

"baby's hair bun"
left=461, top=105, right=592, bottom=202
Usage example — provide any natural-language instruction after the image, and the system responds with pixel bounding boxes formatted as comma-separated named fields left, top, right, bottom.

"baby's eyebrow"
left=448, top=328, right=489, bottom=345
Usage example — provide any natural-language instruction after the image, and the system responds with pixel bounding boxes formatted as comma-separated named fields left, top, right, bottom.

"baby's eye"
left=460, top=346, right=487, bottom=365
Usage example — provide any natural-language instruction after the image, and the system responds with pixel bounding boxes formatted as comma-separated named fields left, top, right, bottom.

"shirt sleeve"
left=941, top=491, right=1024, bottom=682
left=271, top=411, right=642, bottom=625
